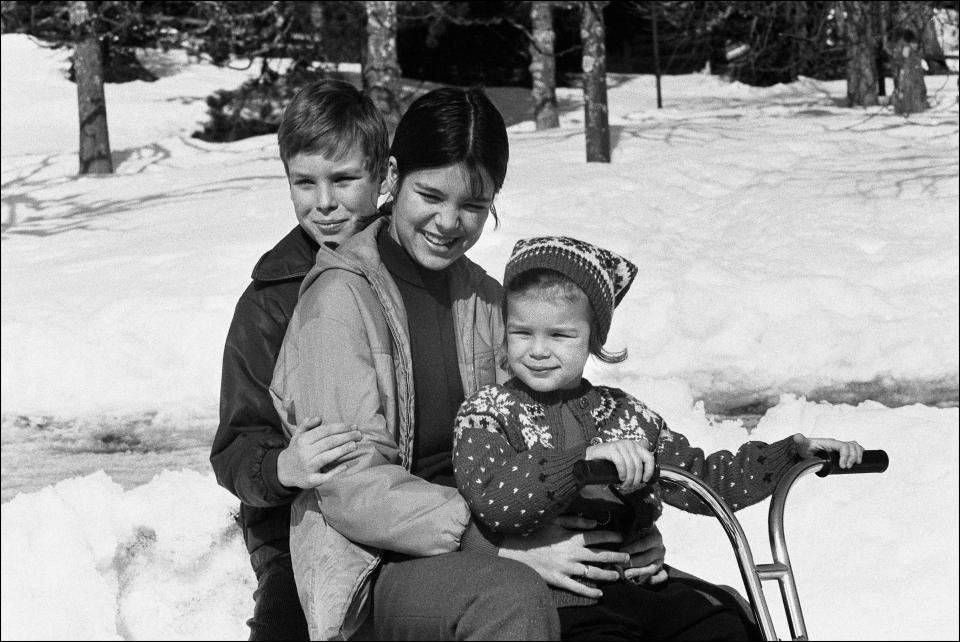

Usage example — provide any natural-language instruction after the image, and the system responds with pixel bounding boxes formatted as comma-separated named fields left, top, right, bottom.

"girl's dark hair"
left=504, top=268, right=628, bottom=364
left=389, top=87, right=508, bottom=225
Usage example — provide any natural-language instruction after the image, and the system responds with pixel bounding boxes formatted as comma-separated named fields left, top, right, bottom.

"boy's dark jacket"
left=210, top=225, right=318, bottom=571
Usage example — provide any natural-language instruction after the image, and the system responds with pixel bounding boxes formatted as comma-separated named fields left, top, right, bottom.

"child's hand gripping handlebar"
left=573, top=459, right=659, bottom=486
left=814, top=449, right=888, bottom=477
left=573, top=450, right=888, bottom=486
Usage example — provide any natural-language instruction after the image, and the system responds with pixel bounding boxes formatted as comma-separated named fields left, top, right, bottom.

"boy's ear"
left=381, top=156, right=399, bottom=197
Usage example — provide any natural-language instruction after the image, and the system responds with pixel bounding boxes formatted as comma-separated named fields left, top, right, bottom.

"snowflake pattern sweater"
left=452, top=378, right=802, bottom=604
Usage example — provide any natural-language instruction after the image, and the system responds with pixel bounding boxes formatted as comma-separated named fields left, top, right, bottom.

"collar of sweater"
left=504, top=376, right=593, bottom=408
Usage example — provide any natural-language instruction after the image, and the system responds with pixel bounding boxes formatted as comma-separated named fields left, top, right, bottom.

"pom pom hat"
left=503, top=236, right=639, bottom=345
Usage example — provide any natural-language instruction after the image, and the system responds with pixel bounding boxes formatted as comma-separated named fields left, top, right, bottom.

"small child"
left=452, top=236, right=864, bottom=640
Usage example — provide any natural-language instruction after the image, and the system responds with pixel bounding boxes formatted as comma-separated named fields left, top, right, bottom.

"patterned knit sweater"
left=452, top=378, right=802, bottom=605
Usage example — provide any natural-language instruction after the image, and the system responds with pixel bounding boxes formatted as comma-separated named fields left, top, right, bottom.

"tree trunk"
left=69, top=0, right=112, bottom=175
left=890, top=3, right=931, bottom=115
left=309, top=1, right=326, bottom=59
left=841, top=1, right=878, bottom=107
left=876, top=0, right=888, bottom=96
left=530, top=1, right=559, bottom=130
left=580, top=1, right=610, bottom=163
left=891, top=32, right=927, bottom=114
left=650, top=1, right=662, bottom=108
left=363, top=1, right=402, bottom=135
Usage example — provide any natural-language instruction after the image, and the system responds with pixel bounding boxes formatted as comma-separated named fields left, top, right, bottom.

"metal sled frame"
left=658, top=451, right=887, bottom=642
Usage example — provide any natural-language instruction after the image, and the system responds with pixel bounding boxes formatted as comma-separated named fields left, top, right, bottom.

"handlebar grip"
left=573, top=460, right=660, bottom=486
left=573, top=460, right=621, bottom=485
left=815, top=449, right=888, bottom=477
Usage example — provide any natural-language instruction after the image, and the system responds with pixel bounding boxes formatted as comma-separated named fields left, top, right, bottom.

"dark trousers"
left=558, top=573, right=759, bottom=641
left=247, top=554, right=309, bottom=641
left=371, top=551, right=561, bottom=641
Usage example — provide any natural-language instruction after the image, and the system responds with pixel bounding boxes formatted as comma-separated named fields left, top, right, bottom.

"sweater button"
left=590, top=437, right=603, bottom=446
left=579, top=398, right=588, bottom=408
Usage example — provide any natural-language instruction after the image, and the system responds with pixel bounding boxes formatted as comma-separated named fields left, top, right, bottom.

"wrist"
left=275, top=447, right=298, bottom=489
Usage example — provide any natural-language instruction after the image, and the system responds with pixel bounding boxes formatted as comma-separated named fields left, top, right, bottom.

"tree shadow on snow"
left=1, top=173, right=280, bottom=238
left=1, top=135, right=285, bottom=238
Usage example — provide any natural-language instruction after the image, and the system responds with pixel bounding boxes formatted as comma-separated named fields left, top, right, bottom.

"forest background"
left=3, top=0, right=958, bottom=170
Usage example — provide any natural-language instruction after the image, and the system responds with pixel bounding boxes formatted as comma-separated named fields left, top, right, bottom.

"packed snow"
left=1, top=33, right=958, bottom=640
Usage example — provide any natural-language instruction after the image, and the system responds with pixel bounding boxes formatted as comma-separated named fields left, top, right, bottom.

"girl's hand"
left=585, top=438, right=655, bottom=493
left=794, top=435, right=865, bottom=469
left=498, top=515, right=631, bottom=599
left=277, top=416, right=362, bottom=489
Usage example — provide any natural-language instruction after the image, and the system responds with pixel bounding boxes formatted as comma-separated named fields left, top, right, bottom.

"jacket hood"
left=251, top=226, right=319, bottom=283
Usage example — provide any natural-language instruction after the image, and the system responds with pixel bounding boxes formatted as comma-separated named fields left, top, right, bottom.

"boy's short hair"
left=504, top=268, right=627, bottom=364
left=278, top=78, right=389, bottom=178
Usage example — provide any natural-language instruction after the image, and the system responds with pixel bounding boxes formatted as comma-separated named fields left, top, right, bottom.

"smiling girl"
left=271, top=88, right=566, bottom=641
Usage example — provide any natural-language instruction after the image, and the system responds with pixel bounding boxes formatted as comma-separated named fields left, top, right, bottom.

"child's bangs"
left=508, top=269, right=588, bottom=306
left=307, top=128, right=364, bottom=166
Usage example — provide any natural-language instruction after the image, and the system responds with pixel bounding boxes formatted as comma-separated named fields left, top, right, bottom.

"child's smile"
left=506, top=290, right=592, bottom=392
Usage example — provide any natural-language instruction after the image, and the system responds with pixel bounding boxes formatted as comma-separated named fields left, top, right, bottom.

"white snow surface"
left=1, top=34, right=958, bottom=640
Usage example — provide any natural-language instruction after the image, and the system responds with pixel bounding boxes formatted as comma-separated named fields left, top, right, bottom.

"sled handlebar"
left=573, top=449, right=888, bottom=485
left=573, top=459, right=647, bottom=486
left=815, top=449, right=888, bottom=477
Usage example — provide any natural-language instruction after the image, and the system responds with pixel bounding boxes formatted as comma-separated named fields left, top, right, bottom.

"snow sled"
left=574, top=449, right=889, bottom=641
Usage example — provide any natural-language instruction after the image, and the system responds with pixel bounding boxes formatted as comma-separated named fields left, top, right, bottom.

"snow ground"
left=1, top=34, right=958, bottom=640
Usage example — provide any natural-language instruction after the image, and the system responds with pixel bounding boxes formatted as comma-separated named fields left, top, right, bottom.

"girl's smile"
left=387, top=159, right=494, bottom=271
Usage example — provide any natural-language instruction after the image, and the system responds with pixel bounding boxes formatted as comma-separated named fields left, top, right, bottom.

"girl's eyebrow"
left=413, top=181, right=494, bottom=203
left=413, top=181, right=445, bottom=195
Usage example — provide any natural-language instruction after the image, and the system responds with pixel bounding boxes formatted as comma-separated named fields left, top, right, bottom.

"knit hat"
left=503, top=236, right=638, bottom=345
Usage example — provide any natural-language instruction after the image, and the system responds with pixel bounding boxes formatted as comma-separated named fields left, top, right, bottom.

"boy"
left=453, top=236, right=865, bottom=640
left=210, top=79, right=388, bottom=640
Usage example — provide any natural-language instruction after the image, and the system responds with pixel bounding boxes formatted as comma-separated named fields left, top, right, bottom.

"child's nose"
left=315, top=184, right=338, bottom=213
left=529, top=336, right=550, bottom=358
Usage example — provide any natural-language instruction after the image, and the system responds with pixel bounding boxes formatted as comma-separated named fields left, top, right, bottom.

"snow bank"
left=2, top=397, right=956, bottom=640
left=0, top=469, right=253, bottom=640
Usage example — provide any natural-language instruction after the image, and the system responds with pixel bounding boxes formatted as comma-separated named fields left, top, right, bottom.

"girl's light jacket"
left=270, top=216, right=506, bottom=640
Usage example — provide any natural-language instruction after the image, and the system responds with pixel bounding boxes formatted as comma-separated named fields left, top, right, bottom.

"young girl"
left=452, top=236, right=865, bottom=640
left=271, top=88, right=567, bottom=641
